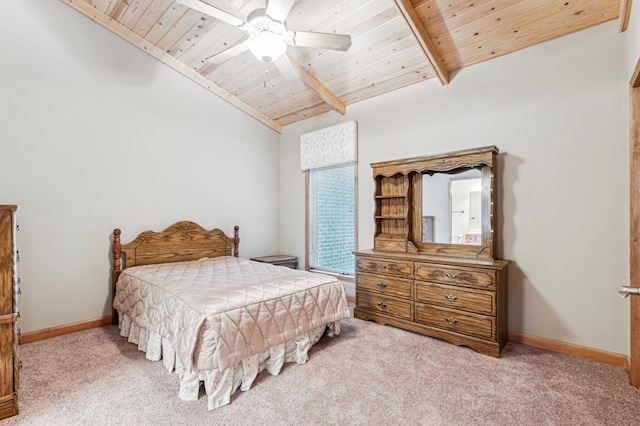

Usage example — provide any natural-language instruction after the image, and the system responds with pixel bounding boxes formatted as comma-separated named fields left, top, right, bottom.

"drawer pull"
left=444, top=294, right=458, bottom=301
left=445, top=317, right=458, bottom=324
left=377, top=264, right=387, bottom=270
left=444, top=272, right=459, bottom=279
left=377, top=301, right=387, bottom=308
left=377, top=282, right=388, bottom=288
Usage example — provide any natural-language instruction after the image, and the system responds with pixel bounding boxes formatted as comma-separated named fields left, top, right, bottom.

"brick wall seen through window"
left=308, top=163, right=355, bottom=274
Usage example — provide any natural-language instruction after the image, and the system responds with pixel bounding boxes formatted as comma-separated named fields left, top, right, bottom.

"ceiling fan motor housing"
left=247, top=8, right=286, bottom=34
left=245, top=8, right=289, bottom=62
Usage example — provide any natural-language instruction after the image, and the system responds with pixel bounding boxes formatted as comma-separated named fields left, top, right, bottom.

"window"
left=307, top=163, right=356, bottom=275
left=300, top=121, right=358, bottom=276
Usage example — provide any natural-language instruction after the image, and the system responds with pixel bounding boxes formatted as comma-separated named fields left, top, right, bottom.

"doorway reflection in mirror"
left=422, top=168, right=482, bottom=245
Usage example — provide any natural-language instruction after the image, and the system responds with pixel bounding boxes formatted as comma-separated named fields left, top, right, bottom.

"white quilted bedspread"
left=113, top=256, right=350, bottom=373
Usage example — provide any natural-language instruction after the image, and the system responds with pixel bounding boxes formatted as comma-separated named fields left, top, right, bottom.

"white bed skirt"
left=117, top=312, right=341, bottom=410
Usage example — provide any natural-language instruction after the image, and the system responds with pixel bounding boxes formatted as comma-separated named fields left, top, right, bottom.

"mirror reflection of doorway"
left=450, top=178, right=482, bottom=245
left=422, top=167, right=483, bottom=244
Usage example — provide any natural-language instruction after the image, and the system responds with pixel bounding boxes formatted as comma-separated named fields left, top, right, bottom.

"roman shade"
left=300, top=121, right=357, bottom=171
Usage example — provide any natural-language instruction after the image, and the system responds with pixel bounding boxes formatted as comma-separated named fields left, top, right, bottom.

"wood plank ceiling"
left=62, top=0, right=631, bottom=132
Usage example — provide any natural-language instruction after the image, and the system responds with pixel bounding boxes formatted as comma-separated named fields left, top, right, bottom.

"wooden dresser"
left=355, top=147, right=510, bottom=357
left=354, top=250, right=508, bottom=357
left=0, top=205, right=18, bottom=420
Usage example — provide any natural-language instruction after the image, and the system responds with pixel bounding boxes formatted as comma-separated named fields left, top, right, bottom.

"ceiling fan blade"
left=265, top=0, right=296, bottom=23
left=289, top=31, right=352, bottom=51
left=176, top=0, right=246, bottom=28
left=274, top=54, right=300, bottom=80
left=205, top=42, right=248, bottom=64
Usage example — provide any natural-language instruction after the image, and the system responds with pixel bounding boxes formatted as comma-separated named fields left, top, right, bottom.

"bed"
left=111, top=221, right=350, bottom=410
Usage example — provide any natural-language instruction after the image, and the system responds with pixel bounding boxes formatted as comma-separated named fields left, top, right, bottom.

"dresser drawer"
left=357, top=292, right=413, bottom=320
left=0, top=321, right=15, bottom=397
left=0, top=396, right=18, bottom=421
left=414, top=263, right=496, bottom=290
left=356, top=257, right=413, bottom=278
left=357, top=273, right=413, bottom=298
left=415, top=304, right=495, bottom=341
left=415, top=282, right=495, bottom=315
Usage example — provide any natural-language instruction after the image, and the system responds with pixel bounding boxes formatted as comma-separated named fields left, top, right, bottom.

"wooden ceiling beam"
left=393, top=0, right=449, bottom=85
left=60, top=0, right=283, bottom=133
left=294, top=62, right=347, bottom=116
left=619, top=0, right=633, bottom=32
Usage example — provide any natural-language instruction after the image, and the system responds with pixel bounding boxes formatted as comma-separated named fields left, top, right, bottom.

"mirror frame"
left=371, top=146, right=498, bottom=259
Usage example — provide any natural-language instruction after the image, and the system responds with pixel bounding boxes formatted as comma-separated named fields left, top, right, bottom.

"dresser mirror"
left=421, top=167, right=483, bottom=245
left=371, top=146, right=497, bottom=259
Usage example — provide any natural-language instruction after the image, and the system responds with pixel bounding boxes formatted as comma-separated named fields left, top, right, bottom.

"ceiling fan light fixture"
left=246, top=32, right=287, bottom=62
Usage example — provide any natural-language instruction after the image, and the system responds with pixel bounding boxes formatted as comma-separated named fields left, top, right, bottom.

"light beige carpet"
left=2, top=316, right=640, bottom=426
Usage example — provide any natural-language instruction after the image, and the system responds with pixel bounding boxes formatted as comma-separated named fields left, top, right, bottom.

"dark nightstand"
left=250, top=255, right=298, bottom=269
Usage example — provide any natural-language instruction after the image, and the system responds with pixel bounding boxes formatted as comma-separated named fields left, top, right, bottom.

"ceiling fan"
left=176, top=0, right=352, bottom=80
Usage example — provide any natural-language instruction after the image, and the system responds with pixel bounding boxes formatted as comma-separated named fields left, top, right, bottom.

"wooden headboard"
left=111, top=221, right=239, bottom=324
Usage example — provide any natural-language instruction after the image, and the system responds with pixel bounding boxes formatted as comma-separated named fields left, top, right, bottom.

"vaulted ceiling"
left=62, top=0, right=632, bottom=132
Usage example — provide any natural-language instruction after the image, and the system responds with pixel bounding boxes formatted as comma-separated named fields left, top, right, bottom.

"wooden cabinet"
left=354, top=250, right=508, bottom=357
left=0, top=205, right=18, bottom=420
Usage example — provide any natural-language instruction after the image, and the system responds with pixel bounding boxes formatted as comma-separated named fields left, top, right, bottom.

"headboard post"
left=234, top=226, right=240, bottom=257
left=112, top=229, right=122, bottom=325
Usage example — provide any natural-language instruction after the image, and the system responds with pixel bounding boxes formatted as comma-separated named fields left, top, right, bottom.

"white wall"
left=1, top=1, right=280, bottom=332
left=280, top=21, right=630, bottom=354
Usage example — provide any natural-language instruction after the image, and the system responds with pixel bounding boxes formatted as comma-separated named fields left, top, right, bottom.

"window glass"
left=308, top=163, right=355, bottom=275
